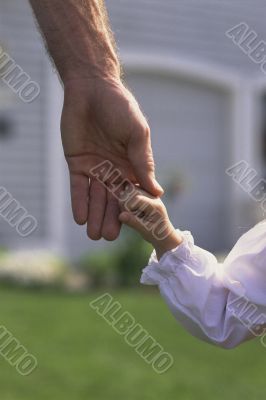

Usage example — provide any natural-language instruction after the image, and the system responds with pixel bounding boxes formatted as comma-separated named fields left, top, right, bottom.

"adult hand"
left=29, top=0, right=163, bottom=242
left=61, top=77, right=163, bottom=241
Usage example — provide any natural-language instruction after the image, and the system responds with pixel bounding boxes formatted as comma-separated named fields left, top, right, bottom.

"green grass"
left=0, top=287, right=264, bottom=400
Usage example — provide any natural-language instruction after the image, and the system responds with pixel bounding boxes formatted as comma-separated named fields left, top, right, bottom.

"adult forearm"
left=29, top=0, right=121, bottom=83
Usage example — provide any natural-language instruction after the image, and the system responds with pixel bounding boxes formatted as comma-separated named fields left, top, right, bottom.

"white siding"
left=106, top=0, right=266, bottom=77
left=0, top=0, right=49, bottom=246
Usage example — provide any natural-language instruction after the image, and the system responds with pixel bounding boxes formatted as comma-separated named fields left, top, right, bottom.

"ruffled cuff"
left=140, top=230, right=196, bottom=285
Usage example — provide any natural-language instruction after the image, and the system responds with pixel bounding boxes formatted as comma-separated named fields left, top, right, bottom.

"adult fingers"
left=87, top=179, right=107, bottom=240
left=101, top=191, right=121, bottom=241
left=70, top=174, right=89, bottom=225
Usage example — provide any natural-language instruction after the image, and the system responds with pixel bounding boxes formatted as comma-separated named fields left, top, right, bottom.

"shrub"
left=79, top=228, right=152, bottom=288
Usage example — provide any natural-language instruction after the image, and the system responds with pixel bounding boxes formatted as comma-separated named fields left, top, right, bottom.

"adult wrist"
left=61, top=56, right=121, bottom=86
left=62, top=71, right=123, bottom=106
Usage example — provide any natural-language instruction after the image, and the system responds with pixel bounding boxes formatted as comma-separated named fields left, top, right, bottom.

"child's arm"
left=119, top=189, right=266, bottom=349
left=119, top=189, right=183, bottom=260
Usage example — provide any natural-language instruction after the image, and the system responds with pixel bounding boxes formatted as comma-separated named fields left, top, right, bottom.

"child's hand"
left=119, top=188, right=183, bottom=260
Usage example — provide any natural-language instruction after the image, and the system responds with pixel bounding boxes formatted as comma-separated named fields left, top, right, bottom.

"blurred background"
left=0, top=0, right=266, bottom=399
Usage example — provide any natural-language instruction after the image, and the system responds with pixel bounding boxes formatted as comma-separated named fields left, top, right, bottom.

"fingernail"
left=154, top=180, right=164, bottom=193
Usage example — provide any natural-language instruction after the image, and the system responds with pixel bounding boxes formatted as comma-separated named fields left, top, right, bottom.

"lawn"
left=0, top=287, right=264, bottom=400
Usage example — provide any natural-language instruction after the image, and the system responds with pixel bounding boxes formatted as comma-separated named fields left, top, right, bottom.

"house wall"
left=0, top=0, right=50, bottom=248
left=106, top=0, right=266, bottom=77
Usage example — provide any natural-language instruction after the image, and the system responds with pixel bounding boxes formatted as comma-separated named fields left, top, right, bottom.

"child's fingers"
left=119, top=211, right=145, bottom=232
left=123, top=194, right=156, bottom=213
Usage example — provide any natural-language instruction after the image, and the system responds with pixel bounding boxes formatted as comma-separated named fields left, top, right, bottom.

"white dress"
left=140, top=221, right=266, bottom=348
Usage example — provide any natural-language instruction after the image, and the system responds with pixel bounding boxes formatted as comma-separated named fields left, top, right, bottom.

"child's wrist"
left=152, top=229, right=183, bottom=261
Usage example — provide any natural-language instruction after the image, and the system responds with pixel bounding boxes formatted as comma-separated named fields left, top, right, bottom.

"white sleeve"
left=140, top=222, right=266, bottom=349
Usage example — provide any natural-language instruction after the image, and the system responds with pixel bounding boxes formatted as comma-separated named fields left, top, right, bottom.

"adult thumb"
left=128, top=128, right=164, bottom=196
